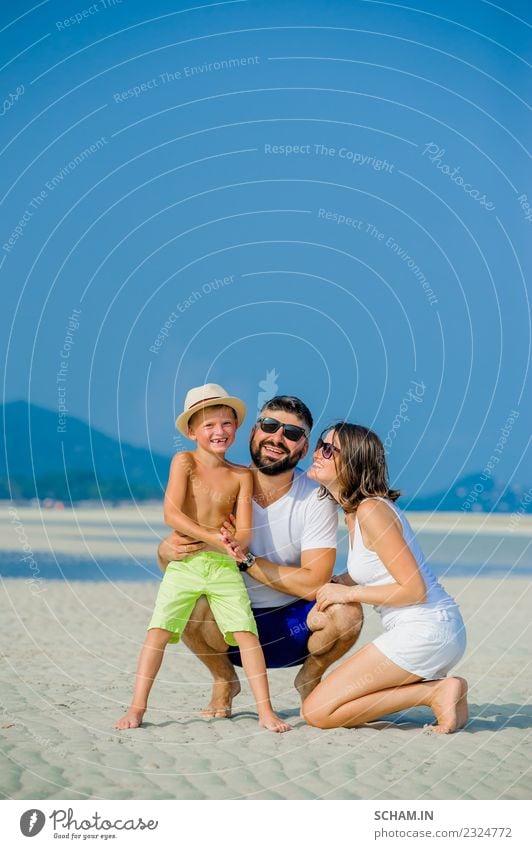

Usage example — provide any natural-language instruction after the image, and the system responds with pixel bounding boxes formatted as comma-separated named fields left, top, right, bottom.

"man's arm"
left=221, top=487, right=338, bottom=599
left=246, top=548, right=336, bottom=601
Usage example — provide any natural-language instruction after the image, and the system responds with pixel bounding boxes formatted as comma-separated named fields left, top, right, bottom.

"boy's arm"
left=232, top=470, right=253, bottom=550
left=163, top=454, right=222, bottom=548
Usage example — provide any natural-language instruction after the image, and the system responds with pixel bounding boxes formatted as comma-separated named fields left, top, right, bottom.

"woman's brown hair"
left=317, top=422, right=401, bottom=513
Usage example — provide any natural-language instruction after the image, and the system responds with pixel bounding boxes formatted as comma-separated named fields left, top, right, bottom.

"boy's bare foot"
left=114, top=707, right=146, bottom=730
left=259, top=711, right=292, bottom=733
left=201, top=678, right=241, bottom=719
left=428, top=677, right=469, bottom=734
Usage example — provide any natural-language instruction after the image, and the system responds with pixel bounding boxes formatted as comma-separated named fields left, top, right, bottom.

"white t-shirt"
left=244, top=468, right=338, bottom=608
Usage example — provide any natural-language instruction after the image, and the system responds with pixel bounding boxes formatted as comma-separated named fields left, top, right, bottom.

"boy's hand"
left=220, top=513, right=237, bottom=539
left=220, top=528, right=247, bottom=563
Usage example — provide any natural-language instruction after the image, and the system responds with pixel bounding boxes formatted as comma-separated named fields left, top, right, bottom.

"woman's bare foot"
left=201, top=678, right=241, bottom=719
left=114, top=707, right=146, bottom=730
left=428, top=677, right=469, bottom=734
left=259, top=711, right=292, bottom=733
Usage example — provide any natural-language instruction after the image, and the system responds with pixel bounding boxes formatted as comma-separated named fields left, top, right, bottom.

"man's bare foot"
left=294, top=663, right=322, bottom=703
left=428, top=677, right=469, bottom=734
left=200, top=678, right=241, bottom=718
left=259, top=711, right=292, bottom=733
left=114, top=707, right=145, bottom=730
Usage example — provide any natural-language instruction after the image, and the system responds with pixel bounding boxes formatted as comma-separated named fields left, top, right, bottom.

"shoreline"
left=3, top=505, right=530, bottom=580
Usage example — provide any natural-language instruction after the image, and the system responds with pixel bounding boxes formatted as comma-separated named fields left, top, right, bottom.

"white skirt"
left=372, top=605, right=467, bottom=680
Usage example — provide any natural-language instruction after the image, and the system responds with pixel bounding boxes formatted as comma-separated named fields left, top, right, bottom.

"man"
left=158, top=395, right=363, bottom=718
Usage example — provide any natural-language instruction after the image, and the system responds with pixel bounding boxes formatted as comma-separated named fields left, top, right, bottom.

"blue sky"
left=1, top=0, right=530, bottom=498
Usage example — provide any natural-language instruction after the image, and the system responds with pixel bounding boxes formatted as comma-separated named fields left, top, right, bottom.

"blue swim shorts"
left=227, top=597, right=315, bottom=668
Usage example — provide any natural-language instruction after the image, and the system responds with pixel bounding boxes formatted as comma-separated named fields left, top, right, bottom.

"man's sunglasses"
left=316, top=435, right=341, bottom=460
left=256, top=416, right=308, bottom=443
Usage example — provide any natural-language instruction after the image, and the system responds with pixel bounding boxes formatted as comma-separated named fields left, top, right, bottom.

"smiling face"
left=249, top=410, right=309, bottom=475
left=187, top=405, right=238, bottom=454
left=307, top=428, right=342, bottom=489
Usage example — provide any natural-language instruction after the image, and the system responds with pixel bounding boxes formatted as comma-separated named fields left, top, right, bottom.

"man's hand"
left=157, top=531, right=206, bottom=571
left=330, top=571, right=356, bottom=587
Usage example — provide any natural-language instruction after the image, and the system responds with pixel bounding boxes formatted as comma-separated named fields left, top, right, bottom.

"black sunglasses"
left=256, top=416, right=308, bottom=443
left=316, top=435, right=341, bottom=460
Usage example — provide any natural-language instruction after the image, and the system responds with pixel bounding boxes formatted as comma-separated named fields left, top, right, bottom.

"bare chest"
left=186, top=466, right=239, bottom=510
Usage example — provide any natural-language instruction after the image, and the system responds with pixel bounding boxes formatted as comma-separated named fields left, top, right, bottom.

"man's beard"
left=249, top=437, right=305, bottom=476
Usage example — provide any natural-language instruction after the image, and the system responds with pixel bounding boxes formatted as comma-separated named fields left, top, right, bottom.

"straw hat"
left=175, top=383, right=247, bottom=436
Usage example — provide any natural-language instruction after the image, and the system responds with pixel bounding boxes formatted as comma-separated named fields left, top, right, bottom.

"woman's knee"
left=301, top=694, right=334, bottom=729
left=302, top=692, right=367, bottom=729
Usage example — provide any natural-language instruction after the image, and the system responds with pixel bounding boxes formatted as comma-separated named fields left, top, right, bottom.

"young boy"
left=115, top=383, right=291, bottom=733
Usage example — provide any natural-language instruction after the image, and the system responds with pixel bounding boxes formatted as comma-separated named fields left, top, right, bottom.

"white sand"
left=1, top=574, right=530, bottom=800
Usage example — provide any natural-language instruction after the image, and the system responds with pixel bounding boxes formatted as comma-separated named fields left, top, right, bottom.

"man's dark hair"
left=260, top=395, right=313, bottom=432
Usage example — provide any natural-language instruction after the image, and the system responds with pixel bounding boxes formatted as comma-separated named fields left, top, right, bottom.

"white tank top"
left=347, top=497, right=456, bottom=627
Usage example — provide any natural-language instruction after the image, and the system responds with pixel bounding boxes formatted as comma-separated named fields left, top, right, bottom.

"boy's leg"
left=197, top=556, right=256, bottom=719
left=181, top=596, right=241, bottom=718
left=233, top=631, right=291, bottom=733
left=115, top=628, right=173, bottom=729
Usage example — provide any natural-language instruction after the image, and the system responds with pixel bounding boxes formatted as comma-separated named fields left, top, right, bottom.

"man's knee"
left=183, top=596, right=216, bottom=636
left=334, top=601, right=364, bottom=640
left=307, top=601, right=363, bottom=641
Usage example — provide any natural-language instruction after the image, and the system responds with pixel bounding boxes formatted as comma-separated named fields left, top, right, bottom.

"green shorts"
left=148, top=551, right=258, bottom=646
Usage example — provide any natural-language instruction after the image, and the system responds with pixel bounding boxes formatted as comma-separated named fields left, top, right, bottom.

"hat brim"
left=176, top=397, right=247, bottom=437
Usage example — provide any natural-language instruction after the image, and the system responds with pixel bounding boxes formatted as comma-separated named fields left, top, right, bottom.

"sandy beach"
left=1, top=506, right=531, bottom=800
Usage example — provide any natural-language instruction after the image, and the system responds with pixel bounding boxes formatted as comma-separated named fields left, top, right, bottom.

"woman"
left=303, top=423, right=468, bottom=733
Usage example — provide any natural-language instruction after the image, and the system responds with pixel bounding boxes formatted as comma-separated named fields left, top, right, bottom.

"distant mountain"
left=403, top=473, right=531, bottom=514
left=1, top=402, right=530, bottom=511
left=0, top=401, right=171, bottom=502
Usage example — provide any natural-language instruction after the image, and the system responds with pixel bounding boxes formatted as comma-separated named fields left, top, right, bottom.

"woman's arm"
left=163, top=454, right=222, bottom=548
left=316, top=500, right=426, bottom=611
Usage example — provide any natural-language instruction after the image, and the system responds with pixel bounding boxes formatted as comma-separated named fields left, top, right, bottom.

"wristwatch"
left=238, top=551, right=256, bottom=572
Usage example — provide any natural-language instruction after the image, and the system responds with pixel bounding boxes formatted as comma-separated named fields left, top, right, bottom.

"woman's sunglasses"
left=256, top=416, right=308, bottom=443
left=316, top=436, right=341, bottom=460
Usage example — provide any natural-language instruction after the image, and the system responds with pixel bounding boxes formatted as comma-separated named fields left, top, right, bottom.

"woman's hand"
left=316, top=582, right=357, bottom=612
